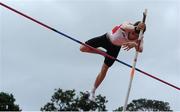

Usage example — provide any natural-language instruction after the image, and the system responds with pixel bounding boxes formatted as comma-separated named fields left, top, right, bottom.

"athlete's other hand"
left=122, top=42, right=137, bottom=51
left=137, top=22, right=145, bottom=31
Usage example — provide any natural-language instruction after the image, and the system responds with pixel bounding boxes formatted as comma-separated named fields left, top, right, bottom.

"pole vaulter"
left=0, top=2, right=179, bottom=91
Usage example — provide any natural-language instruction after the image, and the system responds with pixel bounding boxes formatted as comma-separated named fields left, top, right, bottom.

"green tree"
left=0, top=92, right=21, bottom=111
left=116, top=98, right=172, bottom=111
left=41, top=88, right=108, bottom=111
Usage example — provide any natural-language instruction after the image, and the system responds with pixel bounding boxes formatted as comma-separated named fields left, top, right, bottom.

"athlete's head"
left=134, top=21, right=146, bottom=34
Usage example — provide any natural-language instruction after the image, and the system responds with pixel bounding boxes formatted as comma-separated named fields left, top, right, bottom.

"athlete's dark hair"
left=134, top=21, right=146, bottom=34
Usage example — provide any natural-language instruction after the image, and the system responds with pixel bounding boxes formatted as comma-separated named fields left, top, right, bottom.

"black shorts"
left=85, top=33, right=121, bottom=67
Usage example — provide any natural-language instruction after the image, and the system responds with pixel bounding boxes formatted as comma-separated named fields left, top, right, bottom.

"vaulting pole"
left=123, top=9, right=147, bottom=111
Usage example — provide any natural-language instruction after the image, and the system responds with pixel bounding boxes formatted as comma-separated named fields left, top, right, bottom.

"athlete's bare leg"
left=92, top=63, right=109, bottom=94
left=80, top=45, right=100, bottom=54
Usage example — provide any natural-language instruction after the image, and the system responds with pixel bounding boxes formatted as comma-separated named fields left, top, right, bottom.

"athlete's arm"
left=121, top=22, right=135, bottom=32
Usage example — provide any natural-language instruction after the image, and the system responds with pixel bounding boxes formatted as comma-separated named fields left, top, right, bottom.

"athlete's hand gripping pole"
left=123, top=9, right=147, bottom=111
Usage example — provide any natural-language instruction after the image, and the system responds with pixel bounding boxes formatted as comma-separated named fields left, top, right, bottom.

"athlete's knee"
left=80, top=45, right=86, bottom=52
left=80, top=45, right=90, bottom=52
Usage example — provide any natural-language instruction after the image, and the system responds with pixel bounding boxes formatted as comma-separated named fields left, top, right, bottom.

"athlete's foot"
left=90, top=90, right=95, bottom=101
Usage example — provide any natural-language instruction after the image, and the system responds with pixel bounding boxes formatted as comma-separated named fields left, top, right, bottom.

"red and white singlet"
left=107, top=21, right=143, bottom=50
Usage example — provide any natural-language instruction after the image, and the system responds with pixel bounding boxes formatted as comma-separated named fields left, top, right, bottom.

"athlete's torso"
left=107, top=22, right=139, bottom=46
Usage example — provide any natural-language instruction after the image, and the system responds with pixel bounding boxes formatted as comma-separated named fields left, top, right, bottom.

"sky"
left=0, top=0, right=180, bottom=111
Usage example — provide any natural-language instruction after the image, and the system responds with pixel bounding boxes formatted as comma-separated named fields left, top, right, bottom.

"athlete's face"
left=128, top=32, right=139, bottom=40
